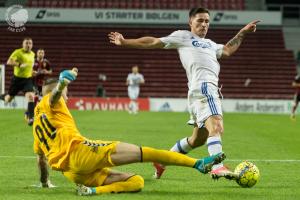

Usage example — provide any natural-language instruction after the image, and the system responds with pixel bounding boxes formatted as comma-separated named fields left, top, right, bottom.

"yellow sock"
left=141, top=147, right=196, bottom=167
left=94, top=175, right=144, bottom=194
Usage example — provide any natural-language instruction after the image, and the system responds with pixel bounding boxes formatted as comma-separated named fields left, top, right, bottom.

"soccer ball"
left=234, top=161, right=260, bottom=188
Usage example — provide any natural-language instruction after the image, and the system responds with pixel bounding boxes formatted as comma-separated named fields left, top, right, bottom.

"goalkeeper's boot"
left=59, top=68, right=77, bottom=85
left=153, top=163, right=166, bottom=179
left=194, top=152, right=226, bottom=174
left=211, top=166, right=239, bottom=180
left=77, top=184, right=95, bottom=196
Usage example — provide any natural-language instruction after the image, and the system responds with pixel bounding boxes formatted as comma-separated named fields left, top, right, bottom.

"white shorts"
left=128, top=87, right=140, bottom=100
left=188, top=82, right=222, bottom=128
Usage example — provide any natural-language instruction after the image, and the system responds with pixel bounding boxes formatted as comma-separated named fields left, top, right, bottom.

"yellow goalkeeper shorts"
left=66, top=139, right=119, bottom=174
left=63, top=167, right=111, bottom=187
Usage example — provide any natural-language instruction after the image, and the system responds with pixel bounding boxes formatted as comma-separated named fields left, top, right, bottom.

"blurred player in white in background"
left=291, top=75, right=300, bottom=120
left=126, top=65, right=145, bottom=114
left=109, top=7, right=259, bottom=180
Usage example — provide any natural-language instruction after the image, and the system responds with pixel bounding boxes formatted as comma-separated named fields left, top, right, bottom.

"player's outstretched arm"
left=49, top=68, right=78, bottom=106
left=36, top=153, right=56, bottom=188
left=222, top=20, right=260, bottom=57
left=108, top=32, right=164, bottom=49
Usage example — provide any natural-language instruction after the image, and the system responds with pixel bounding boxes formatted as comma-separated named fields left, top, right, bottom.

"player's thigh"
left=25, top=91, right=35, bottom=101
left=110, top=142, right=141, bottom=166
left=135, top=88, right=140, bottom=98
left=63, top=168, right=111, bottom=187
left=128, top=88, right=138, bottom=100
left=22, top=78, right=34, bottom=93
left=205, top=115, right=224, bottom=136
left=69, top=140, right=119, bottom=173
left=8, top=77, right=21, bottom=97
left=103, top=169, right=135, bottom=185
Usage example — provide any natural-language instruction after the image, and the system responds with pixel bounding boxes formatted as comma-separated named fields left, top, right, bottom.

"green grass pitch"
left=0, top=110, right=300, bottom=200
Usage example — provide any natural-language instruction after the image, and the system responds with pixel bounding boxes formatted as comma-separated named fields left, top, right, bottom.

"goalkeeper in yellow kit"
left=33, top=68, right=226, bottom=196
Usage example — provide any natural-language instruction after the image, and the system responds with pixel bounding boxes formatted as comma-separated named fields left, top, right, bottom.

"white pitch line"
left=0, top=156, right=300, bottom=162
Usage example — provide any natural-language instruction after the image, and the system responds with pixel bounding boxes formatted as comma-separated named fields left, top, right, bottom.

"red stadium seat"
left=71, top=0, right=79, bottom=8
left=64, top=1, right=72, bottom=8
left=97, top=1, right=105, bottom=8
left=85, top=0, right=93, bottom=8
left=29, top=0, right=38, bottom=7
left=132, top=0, right=141, bottom=9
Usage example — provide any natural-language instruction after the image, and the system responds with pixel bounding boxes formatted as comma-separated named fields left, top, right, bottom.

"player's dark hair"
left=37, top=48, right=44, bottom=51
left=43, top=78, right=58, bottom=86
left=23, top=37, right=32, bottom=41
left=189, top=7, right=210, bottom=18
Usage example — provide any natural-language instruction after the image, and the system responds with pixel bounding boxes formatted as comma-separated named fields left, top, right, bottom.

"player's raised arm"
left=222, top=20, right=260, bottom=58
left=108, top=32, right=165, bottom=49
left=49, top=68, right=78, bottom=107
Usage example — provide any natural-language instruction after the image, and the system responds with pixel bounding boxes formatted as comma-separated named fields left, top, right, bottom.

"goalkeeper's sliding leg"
left=76, top=142, right=225, bottom=195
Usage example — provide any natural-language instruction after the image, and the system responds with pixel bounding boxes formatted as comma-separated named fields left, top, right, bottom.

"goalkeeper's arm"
left=36, top=153, right=56, bottom=188
left=36, top=153, right=49, bottom=187
left=49, top=68, right=78, bottom=107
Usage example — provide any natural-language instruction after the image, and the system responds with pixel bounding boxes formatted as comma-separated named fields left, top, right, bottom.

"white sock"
left=128, top=101, right=134, bottom=112
left=133, top=101, right=138, bottom=113
left=207, top=135, right=223, bottom=170
left=170, top=137, right=193, bottom=154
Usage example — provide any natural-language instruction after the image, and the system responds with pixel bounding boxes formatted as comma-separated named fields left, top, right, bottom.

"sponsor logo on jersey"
left=192, top=40, right=212, bottom=49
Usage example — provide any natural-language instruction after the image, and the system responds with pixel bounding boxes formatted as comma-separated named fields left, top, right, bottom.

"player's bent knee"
left=26, top=92, right=35, bottom=101
left=129, top=175, right=144, bottom=192
left=5, top=95, right=13, bottom=102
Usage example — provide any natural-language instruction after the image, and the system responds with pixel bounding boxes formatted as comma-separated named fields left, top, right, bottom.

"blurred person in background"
left=0, top=38, right=35, bottom=126
left=32, top=48, right=52, bottom=99
left=291, top=75, right=300, bottom=120
left=126, top=65, right=145, bottom=114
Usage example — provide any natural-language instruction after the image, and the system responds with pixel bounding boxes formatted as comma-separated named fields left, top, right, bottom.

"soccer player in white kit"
left=126, top=65, right=145, bottom=114
left=109, top=7, right=259, bottom=180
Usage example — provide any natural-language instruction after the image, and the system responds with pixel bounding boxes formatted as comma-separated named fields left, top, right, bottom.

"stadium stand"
left=26, top=0, right=245, bottom=10
left=0, top=25, right=296, bottom=99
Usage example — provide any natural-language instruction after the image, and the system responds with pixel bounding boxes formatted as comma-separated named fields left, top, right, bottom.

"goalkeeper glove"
left=59, top=68, right=78, bottom=85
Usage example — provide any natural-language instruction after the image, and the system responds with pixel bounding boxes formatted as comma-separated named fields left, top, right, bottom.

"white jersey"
left=127, top=73, right=144, bottom=89
left=160, top=30, right=223, bottom=93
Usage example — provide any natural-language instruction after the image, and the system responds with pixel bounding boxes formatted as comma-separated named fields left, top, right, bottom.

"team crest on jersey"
left=192, top=40, right=212, bottom=49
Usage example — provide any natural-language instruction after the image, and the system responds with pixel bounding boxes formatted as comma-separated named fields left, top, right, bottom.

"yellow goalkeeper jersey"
left=33, top=93, right=85, bottom=171
left=9, top=48, right=35, bottom=78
